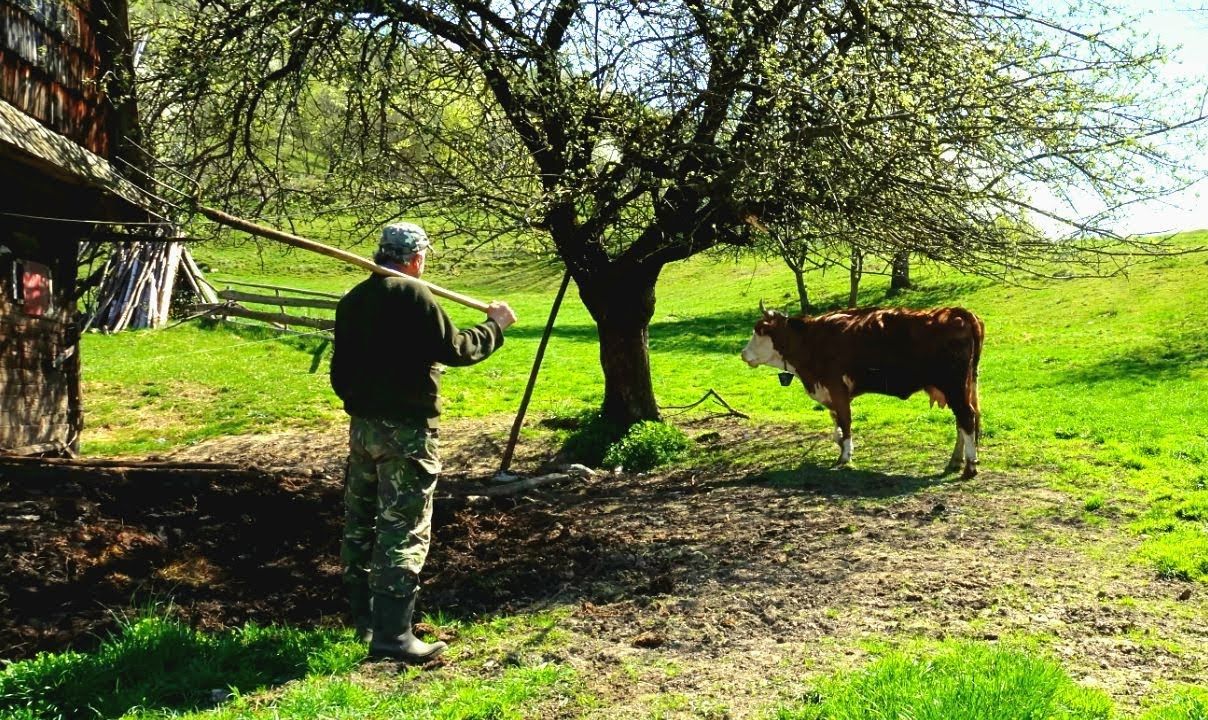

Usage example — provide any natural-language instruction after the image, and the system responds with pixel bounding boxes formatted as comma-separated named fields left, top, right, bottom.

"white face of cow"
left=741, top=331, right=784, bottom=369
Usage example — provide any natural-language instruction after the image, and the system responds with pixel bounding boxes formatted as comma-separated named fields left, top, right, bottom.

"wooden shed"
left=1, top=0, right=157, bottom=455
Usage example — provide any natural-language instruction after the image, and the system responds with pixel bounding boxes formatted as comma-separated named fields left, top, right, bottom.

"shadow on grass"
left=0, top=616, right=360, bottom=720
left=1058, top=332, right=1208, bottom=384
left=498, top=309, right=758, bottom=357
left=750, top=278, right=992, bottom=317
left=755, top=462, right=951, bottom=499
left=857, top=278, right=993, bottom=310
left=194, top=316, right=332, bottom=353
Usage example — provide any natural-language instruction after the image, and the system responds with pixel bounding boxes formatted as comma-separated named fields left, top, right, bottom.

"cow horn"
left=759, top=298, right=767, bottom=315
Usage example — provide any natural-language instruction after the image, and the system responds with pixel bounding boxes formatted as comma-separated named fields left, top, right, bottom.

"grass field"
left=14, top=229, right=1203, bottom=718
left=3, top=614, right=1204, bottom=719
left=81, top=231, right=1208, bottom=581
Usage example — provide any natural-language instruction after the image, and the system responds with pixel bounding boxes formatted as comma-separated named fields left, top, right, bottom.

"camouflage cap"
left=379, top=222, right=431, bottom=256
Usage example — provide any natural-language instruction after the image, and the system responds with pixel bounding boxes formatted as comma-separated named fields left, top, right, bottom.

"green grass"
left=773, top=643, right=1206, bottom=720
left=1138, top=686, right=1208, bottom=720
left=773, top=640, right=1114, bottom=719
left=81, top=323, right=342, bottom=455
left=4, top=619, right=1201, bottom=720
left=0, top=614, right=361, bottom=719
left=147, top=664, right=573, bottom=720
left=0, top=612, right=577, bottom=720
left=769, top=639, right=1208, bottom=720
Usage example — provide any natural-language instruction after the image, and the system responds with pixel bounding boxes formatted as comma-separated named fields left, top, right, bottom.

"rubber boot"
left=348, top=580, right=373, bottom=643
left=368, top=592, right=447, bottom=663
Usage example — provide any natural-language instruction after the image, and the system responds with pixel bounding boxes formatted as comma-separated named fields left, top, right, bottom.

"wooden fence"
left=188, top=280, right=339, bottom=333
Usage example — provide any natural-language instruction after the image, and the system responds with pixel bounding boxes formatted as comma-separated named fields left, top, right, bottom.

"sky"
left=1042, top=0, right=1208, bottom=236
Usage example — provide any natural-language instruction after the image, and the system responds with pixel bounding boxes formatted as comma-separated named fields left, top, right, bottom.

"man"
left=330, top=222, right=516, bottom=663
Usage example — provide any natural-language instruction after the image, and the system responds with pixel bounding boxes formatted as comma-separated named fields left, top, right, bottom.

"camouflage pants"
left=340, top=416, right=441, bottom=599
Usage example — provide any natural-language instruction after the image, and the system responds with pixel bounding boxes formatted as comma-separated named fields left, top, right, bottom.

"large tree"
left=135, top=0, right=1200, bottom=426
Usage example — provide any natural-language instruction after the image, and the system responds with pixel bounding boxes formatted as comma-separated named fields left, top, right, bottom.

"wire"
left=0, top=211, right=176, bottom=228
left=112, top=157, right=190, bottom=212
left=122, top=136, right=200, bottom=196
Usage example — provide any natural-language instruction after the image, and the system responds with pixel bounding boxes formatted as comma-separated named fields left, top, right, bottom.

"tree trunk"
left=793, top=266, right=811, bottom=314
left=597, top=317, right=661, bottom=426
left=578, top=269, right=661, bottom=428
left=890, top=251, right=911, bottom=293
left=848, top=247, right=863, bottom=308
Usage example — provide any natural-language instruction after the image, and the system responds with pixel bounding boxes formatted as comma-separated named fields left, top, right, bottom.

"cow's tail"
left=968, top=312, right=984, bottom=444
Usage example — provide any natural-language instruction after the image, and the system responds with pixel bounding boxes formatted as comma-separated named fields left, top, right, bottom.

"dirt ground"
left=1, top=417, right=1204, bottom=717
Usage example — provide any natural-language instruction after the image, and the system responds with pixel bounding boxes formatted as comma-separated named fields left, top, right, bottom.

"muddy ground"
left=1, top=417, right=1204, bottom=716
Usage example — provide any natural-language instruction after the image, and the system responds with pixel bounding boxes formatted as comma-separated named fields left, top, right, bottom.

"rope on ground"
left=660, top=389, right=750, bottom=419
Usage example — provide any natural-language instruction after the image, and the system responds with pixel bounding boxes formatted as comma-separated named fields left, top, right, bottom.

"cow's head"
left=741, top=300, right=790, bottom=368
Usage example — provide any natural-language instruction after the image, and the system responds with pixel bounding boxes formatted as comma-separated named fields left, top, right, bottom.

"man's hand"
left=487, top=301, right=517, bottom=331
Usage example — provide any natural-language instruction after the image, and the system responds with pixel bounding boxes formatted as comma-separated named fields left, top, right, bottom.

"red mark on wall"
left=21, top=260, right=52, bottom=316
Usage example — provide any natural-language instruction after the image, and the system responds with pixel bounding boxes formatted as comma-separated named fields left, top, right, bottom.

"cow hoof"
left=944, top=462, right=962, bottom=475
left=960, top=466, right=978, bottom=480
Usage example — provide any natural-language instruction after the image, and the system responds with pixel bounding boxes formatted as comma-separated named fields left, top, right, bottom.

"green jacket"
left=330, top=274, right=503, bottom=428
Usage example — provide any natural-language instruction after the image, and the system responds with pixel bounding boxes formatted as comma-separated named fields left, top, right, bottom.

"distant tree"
left=890, top=252, right=911, bottom=294
left=766, top=222, right=831, bottom=314
left=848, top=246, right=864, bottom=309
left=135, top=0, right=1203, bottom=427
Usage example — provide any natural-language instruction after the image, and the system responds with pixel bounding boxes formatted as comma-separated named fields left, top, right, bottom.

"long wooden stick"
left=497, top=268, right=571, bottom=475
left=196, top=205, right=491, bottom=313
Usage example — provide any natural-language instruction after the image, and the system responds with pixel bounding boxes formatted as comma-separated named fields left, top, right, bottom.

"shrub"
left=555, top=410, right=624, bottom=467
left=602, top=421, right=690, bottom=472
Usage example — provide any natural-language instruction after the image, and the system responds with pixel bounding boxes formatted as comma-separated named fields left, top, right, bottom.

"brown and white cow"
left=741, top=305, right=984, bottom=478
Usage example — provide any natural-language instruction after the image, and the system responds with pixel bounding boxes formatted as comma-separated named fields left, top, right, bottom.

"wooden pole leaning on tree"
left=496, top=268, right=573, bottom=477
left=195, top=205, right=491, bottom=313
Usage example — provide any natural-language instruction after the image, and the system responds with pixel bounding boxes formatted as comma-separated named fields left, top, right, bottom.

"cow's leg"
left=946, top=434, right=964, bottom=473
left=831, top=396, right=854, bottom=466
left=947, top=389, right=978, bottom=479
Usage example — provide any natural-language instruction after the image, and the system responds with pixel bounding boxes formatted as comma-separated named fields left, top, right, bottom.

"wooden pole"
left=156, top=242, right=184, bottom=327
left=497, top=269, right=572, bottom=476
left=196, top=205, right=491, bottom=313
left=187, top=303, right=335, bottom=330
left=216, top=289, right=339, bottom=310
left=214, top=278, right=342, bottom=299
left=181, top=250, right=219, bottom=303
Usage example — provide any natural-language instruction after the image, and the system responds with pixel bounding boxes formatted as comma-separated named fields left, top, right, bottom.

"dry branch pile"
left=82, top=241, right=217, bottom=332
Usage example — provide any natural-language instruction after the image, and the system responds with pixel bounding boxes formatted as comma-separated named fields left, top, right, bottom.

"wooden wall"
left=0, top=221, right=81, bottom=454
left=0, top=0, right=112, bottom=156
left=0, top=0, right=145, bottom=455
